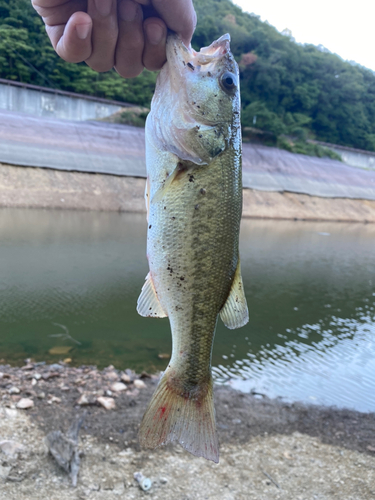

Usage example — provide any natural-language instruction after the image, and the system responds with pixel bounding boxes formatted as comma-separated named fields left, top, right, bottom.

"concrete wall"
left=0, top=80, right=126, bottom=121
left=311, top=140, right=375, bottom=171
left=330, top=147, right=375, bottom=171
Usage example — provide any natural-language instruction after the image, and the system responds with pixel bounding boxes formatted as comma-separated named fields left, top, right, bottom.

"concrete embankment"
left=2, top=162, right=375, bottom=222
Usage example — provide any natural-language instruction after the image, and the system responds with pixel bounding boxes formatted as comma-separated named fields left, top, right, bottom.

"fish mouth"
left=166, top=33, right=233, bottom=76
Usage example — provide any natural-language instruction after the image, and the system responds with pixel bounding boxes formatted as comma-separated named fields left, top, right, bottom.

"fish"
left=137, top=33, right=249, bottom=463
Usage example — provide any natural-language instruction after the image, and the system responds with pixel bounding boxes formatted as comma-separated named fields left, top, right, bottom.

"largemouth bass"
left=137, top=33, right=248, bottom=463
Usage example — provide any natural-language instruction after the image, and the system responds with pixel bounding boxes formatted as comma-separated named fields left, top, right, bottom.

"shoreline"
left=1, top=162, right=375, bottom=222
left=1, top=361, right=375, bottom=499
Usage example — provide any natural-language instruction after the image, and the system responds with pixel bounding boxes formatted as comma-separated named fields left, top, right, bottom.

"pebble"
left=105, top=371, right=119, bottom=381
left=97, top=397, right=116, bottom=411
left=8, top=387, right=21, bottom=395
left=0, top=372, right=4, bottom=379
left=121, top=373, right=132, bottom=383
left=77, top=394, right=90, bottom=406
left=111, top=382, right=127, bottom=392
left=134, top=380, right=146, bottom=389
left=16, top=398, right=34, bottom=409
left=0, top=440, right=24, bottom=458
left=0, top=465, right=11, bottom=480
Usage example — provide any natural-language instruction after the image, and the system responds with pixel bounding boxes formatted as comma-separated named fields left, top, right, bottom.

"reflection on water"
left=0, top=208, right=374, bottom=412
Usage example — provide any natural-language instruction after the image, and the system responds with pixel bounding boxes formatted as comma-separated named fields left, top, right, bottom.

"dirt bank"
left=1, top=362, right=375, bottom=499
left=1, top=162, right=375, bottom=222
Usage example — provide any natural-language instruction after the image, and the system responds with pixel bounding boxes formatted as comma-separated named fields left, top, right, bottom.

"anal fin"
left=220, top=258, right=249, bottom=329
left=137, top=273, right=167, bottom=318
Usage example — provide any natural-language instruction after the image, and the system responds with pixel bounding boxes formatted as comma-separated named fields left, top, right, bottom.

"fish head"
left=148, top=34, right=241, bottom=164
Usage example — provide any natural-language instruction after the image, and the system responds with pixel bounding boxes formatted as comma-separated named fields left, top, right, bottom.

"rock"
left=77, top=394, right=89, bottom=406
left=133, top=379, right=146, bottom=389
left=33, top=373, right=42, bottom=380
left=105, top=371, right=119, bottom=381
left=37, top=392, right=46, bottom=399
left=0, top=440, right=25, bottom=458
left=49, top=363, right=64, bottom=371
left=0, top=465, right=11, bottom=481
left=64, top=358, right=72, bottom=363
left=48, top=396, right=61, bottom=404
left=0, top=372, right=4, bottom=379
left=126, top=389, right=140, bottom=398
left=120, top=373, right=132, bottom=383
left=367, top=445, right=375, bottom=452
left=97, top=397, right=116, bottom=410
left=31, top=378, right=37, bottom=387
left=158, top=353, right=170, bottom=359
left=113, top=481, right=126, bottom=495
left=16, top=398, right=34, bottom=409
left=111, top=382, right=127, bottom=392
left=46, top=415, right=85, bottom=487
left=8, top=387, right=20, bottom=395
left=21, top=363, right=34, bottom=371
left=49, top=346, right=73, bottom=355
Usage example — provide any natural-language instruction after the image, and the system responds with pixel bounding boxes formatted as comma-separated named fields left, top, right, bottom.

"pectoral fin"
left=137, top=273, right=167, bottom=318
left=152, top=161, right=194, bottom=203
left=220, top=259, right=249, bottom=329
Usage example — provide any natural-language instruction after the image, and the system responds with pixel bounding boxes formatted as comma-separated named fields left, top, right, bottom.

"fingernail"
left=145, top=23, right=164, bottom=45
left=119, top=0, right=138, bottom=22
left=76, top=23, right=91, bottom=40
left=95, top=0, right=112, bottom=17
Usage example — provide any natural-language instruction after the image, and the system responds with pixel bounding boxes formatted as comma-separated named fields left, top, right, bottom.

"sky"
left=234, top=0, right=375, bottom=72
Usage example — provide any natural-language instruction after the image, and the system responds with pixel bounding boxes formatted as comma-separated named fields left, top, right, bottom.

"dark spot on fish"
left=149, top=307, right=152, bottom=310
left=189, top=175, right=195, bottom=182
left=187, top=62, right=195, bottom=70
left=207, top=71, right=212, bottom=76
left=195, top=204, right=200, bottom=210
left=164, top=206, right=166, bottom=210
left=171, top=216, right=175, bottom=220
left=180, top=277, right=185, bottom=281
left=149, top=225, right=152, bottom=229
left=214, top=94, right=217, bottom=97
left=200, top=188, right=206, bottom=195
left=197, top=105, right=200, bottom=108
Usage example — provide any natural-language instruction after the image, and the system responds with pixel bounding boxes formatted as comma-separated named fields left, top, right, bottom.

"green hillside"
left=1, top=0, right=375, bottom=153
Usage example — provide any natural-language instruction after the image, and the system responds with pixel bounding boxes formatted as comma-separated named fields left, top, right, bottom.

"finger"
left=151, top=0, right=196, bottom=46
left=115, top=0, right=145, bottom=78
left=32, top=0, right=87, bottom=26
left=85, top=0, right=118, bottom=72
left=142, top=17, right=167, bottom=71
left=46, top=11, right=93, bottom=63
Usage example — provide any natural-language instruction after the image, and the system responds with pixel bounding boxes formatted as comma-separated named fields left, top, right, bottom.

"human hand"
left=31, top=0, right=196, bottom=77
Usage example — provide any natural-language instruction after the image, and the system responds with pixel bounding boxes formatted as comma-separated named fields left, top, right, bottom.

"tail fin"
left=139, top=373, right=219, bottom=463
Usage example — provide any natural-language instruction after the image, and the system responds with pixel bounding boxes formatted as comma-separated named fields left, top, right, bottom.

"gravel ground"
left=1, top=361, right=375, bottom=499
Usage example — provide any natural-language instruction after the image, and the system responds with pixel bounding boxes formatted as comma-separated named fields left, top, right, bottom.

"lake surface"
left=0, top=208, right=374, bottom=412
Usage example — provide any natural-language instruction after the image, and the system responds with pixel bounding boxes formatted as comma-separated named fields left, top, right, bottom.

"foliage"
left=1, top=0, right=375, bottom=152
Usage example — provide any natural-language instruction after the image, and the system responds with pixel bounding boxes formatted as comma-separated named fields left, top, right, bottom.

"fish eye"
left=220, top=72, right=237, bottom=92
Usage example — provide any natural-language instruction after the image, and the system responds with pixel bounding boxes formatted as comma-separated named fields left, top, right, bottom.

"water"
left=0, top=208, right=374, bottom=412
